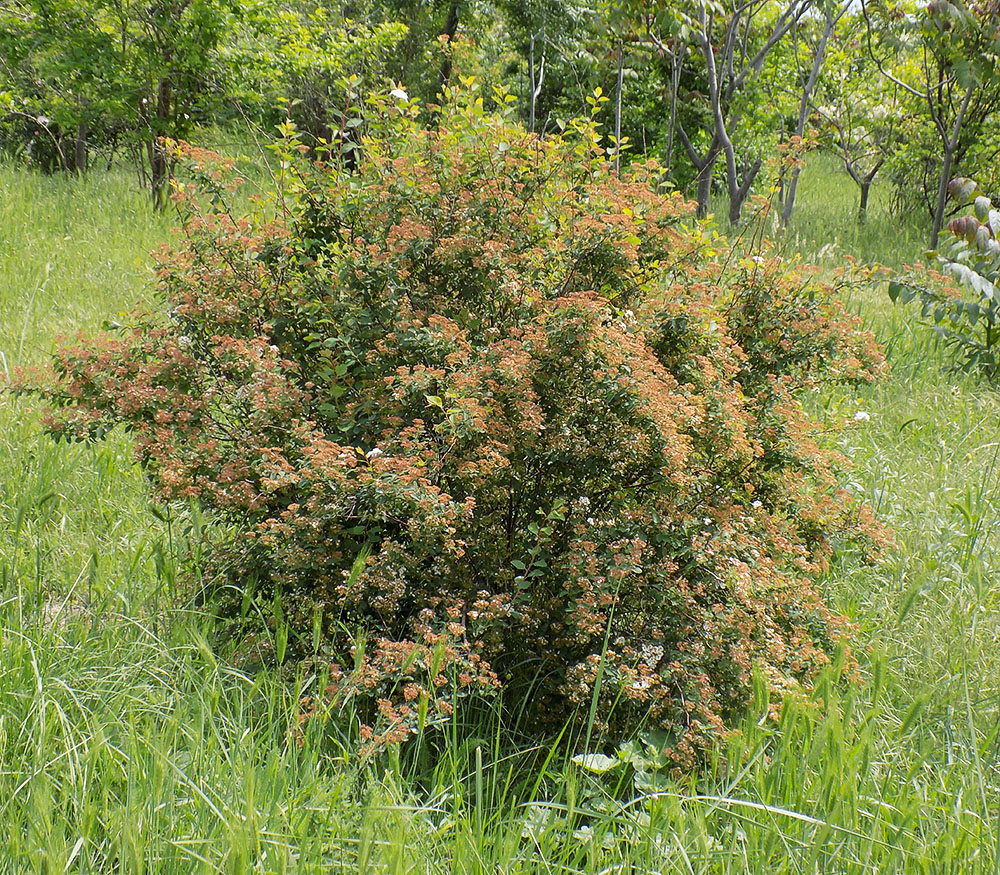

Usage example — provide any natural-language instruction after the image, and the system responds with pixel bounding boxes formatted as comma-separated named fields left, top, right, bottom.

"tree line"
left=2, top=0, right=998, bottom=242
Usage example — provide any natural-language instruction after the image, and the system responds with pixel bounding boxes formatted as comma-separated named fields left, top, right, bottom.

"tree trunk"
left=858, top=179, right=872, bottom=221
left=782, top=165, right=802, bottom=222
left=150, top=75, right=171, bottom=209
left=728, top=192, right=743, bottom=226
left=780, top=4, right=845, bottom=227
left=696, top=159, right=715, bottom=219
left=528, top=33, right=545, bottom=133
left=436, top=0, right=461, bottom=95
left=697, top=8, right=749, bottom=226
left=678, top=124, right=718, bottom=220
left=929, top=81, right=975, bottom=249
left=930, top=144, right=955, bottom=249
left=613, top=40, right=624, bottom=175
left=691, top=0, right=811, bottom=226
left=663, top=45, right=684, bottom=173
left=74, top=122, right=88, bottom=174
left=776, top=127, right=786, bottom=207
left=856, top=160, right=883, bottom=222
left=728, top=158, right=762, bottom=226
left=528, top=34, right=536, bottom=132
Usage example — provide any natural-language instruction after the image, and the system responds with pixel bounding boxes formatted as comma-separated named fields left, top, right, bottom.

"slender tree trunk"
left=74, top=122, right=88, bottom=174
left=696, top=158, right=715, bottom=219
left=692, top=0, right=812, bottom=225
left=728, top=188, right=743, bottom=225
left=528, top=33, right=545, bottom=133
left=781, top=4, right=845, bottom=227
left=150, top=74, right=171, bottom=209
left=930, top=144, right=956, bottom=249
left=776, top=127, right=786, bottom=207
left=664, top=45, right=684, bottom=173
left=529, top=34, right=536, bottom=132
left=613, top=39, right=624, bottom=175
left=678, top=124, right=718, bottom=219
left=782, top=163, right=803, bottom=226
left=930, top=81, right=975, bottom=248
left=853, top=160, right=883, bottom=222
left=858, top=179, right=872, bottom=221
left=728, top=157, right=763, bottom=225
left=436, top=0, right=461, bottom=94
left=697, top=10, right=746, bottom=225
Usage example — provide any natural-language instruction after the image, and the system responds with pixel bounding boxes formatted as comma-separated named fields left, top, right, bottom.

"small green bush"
left=29, top=84, right=887, bottom=766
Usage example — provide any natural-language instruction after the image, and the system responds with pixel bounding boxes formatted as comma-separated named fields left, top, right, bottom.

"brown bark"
left=150, top=74, right=171, bottom=209
left=436, top=0, right=461, bottom=95
left=74, top=122, right=88, bottom=174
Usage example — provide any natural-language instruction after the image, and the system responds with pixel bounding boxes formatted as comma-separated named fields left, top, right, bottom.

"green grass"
left=780, top=151, right=929, bottom=269
left=3, top=156, right=1000, bottom=872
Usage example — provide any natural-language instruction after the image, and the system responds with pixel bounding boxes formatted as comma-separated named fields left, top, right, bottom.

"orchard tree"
left=0, top=0, right=411, bottom=204
left=0, top=0, right=236, bottom=203
left=636, top=0, right=815, bottom=223
left=863, top=0, right=1000, bottom=246
left=221, top=0, right=406, bottom=147
left=500, top=0, right=610, bottom=132
left=778, top=0, right=852, bottom=226
left=120, top=0, right=237, bottom=205
left=373, top=0, right=476, bottom=101
left=0, top=0, right=118, bottom=171
left=811, top=10, right=908, bottom=221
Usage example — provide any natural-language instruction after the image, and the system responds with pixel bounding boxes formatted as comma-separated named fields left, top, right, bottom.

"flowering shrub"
left=27, top=85, right=887, bottom=766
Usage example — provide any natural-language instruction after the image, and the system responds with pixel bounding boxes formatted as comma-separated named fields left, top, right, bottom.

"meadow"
left=2, top=152, right=1000, bottom=872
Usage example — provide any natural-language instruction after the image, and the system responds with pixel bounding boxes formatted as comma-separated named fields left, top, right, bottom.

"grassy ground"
left=3, top=156, right=1000, bottom=872
left=776, top=152, right=929, bottom=269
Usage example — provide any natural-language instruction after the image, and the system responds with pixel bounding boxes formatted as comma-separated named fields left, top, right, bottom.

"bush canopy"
left=32, top=85, right=887, bottom=766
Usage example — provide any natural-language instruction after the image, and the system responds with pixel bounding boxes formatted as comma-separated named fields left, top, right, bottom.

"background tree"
left=637, top=0, right=815, bottom=223
left=863, top=0, right=1000, bottom=246
left=811, top=10, right=908, bottom=221
left=779, top=0, right=852, bottom=226
left=0, top=0, right=238, bottom=203
left=0, top=0, right=118, bottom=172
left=220, top=0, right=406, bottom=150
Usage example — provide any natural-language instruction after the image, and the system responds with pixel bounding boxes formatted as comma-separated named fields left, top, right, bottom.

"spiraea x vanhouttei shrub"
left=30, top=85, right=887, bottom=766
